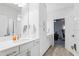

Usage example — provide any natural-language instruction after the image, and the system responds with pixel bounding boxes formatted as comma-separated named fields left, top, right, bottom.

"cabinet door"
left=31, top=40, right=40, bottom=56
left=20, top=41, right=33, bottom=53
left=31, top=45, right=40, bottom=56
left=17, top=49, right=31, bottom=56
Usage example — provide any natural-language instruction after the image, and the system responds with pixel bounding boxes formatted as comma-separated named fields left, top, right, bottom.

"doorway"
left=54, top=18, right=65, bottom=47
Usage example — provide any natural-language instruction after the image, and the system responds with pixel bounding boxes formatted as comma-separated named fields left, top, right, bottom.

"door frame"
left=53, top=18, right=65, bottom=47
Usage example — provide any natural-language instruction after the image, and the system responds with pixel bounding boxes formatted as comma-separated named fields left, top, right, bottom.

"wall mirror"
left=0, top=15, right=9, bottom=37
left=23, top=25, right=27, bottom=34
left=0, top=3, right=21, bottom=38
left=0, top=15, right=16, bottom=37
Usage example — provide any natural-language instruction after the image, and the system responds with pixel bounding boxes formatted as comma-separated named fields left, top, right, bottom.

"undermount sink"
left=0, top=42, right=6, bottom=49
left=0, top=44, right=3, bottom=48
left=5, top=40, right=15, bottom=47
left=0, top=40, right=15, bottom=49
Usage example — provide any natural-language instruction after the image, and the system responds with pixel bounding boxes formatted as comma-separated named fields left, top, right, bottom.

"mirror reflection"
left=0, top=3, right=21, bottom=37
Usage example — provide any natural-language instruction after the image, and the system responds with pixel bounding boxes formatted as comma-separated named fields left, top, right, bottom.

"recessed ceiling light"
left=13, top=3, right=26, bottom=7
left=18, top=3, right=26, bottom=7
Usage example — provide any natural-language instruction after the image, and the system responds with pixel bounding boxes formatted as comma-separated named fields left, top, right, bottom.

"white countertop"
left=0, top=37, right=39, bottom=52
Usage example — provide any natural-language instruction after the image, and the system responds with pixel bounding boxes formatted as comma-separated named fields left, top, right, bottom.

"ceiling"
left=46, top=3, right=74, bottom=12
left=0, top=3, right=21, bottom=13
left=0, top=3, right=74, bottom=14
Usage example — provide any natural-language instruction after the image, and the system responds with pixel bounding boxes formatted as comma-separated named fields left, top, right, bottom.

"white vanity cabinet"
left=18, top=39, right=40, bottom=56
left=19, top=41, right=33, bottom=52
left=0, top=46, right=19, bottom=56
left=0, top=39, right=40, bottom=56
left=31, top=39, right=40, bottom=56
left=17, top=48, right=31, bottom=56
left=18, top=41, right=34, bottom=56
left=16, top=51, right=27, bottom=56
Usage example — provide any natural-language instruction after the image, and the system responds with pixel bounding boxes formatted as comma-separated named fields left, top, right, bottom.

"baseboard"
left=65, top=47, right=74, bottom=56
left=43, top=45, right=53, bottom=56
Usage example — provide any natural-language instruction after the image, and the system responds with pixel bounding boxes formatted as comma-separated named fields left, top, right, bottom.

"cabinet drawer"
left=0, top=46, right=19, bottom=56
left=17, top=49, right=31, bottom=56
left=20, top=41, right=33, bottom=52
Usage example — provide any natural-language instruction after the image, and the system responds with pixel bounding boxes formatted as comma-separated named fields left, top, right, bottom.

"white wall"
left=65, top=4, right=79, bottom=56
left=47, top=4, right=79, bottom=56
left=47, top=5, right=73, bottom=46
left=47, top=6, right=72, bottom=36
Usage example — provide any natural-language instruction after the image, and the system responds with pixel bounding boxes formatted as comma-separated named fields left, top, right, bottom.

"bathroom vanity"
left=0, top=37, right=40, bottom=56
left=0, top=3, right=49, bottom=56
